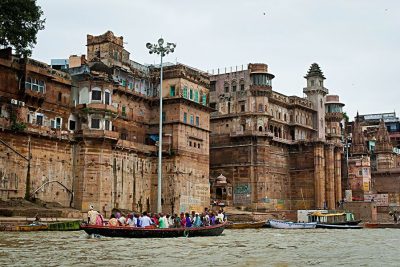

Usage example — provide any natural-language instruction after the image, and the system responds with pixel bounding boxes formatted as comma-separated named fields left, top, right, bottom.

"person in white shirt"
left=216, top=210, right=224, bottom=223
left=126, top=214, right=137, bottom=227
left=87, top=205, right=99, bottom=225
left=140, top=211, right=153, bottom=227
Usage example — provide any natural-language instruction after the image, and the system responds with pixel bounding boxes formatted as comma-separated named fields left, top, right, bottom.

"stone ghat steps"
left=0, top=217, right=83, bottom=231
left=0, top=208, right=83, bottom=219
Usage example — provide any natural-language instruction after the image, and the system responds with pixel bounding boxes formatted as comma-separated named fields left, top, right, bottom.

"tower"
left=375, top=119, right=394, bottom=169
left=303, top=63, right=329, bottom=140
left=325, top=95, right=345, bottom=207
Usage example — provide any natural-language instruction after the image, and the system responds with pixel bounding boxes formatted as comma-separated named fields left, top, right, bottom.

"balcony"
left=325, top=112, right=344, bottom=121
left=23, top=88, right=46, bottom=101
left=75, top=129, right=119, bottom=140
left=230, top=129, right=273, bottom=138
left=76, top=103, right=118, bottom=116
left=115, top=139, right=157, bottom=154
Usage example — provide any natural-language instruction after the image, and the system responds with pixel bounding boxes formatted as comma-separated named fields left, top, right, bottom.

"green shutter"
left=194, top=91, right=199, bottom=103
left=170, top=86, right=175, bottom=97
left=202, top=95, right=207, bottom=105
left=183, top=87, right=187, bottom=99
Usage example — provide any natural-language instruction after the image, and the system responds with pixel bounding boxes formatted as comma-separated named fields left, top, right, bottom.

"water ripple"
left=1, top=229, right=400, bottom=266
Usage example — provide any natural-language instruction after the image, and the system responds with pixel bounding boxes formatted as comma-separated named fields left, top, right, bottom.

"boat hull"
left=364, top=223, right=400, bottom=229
left=80, top=223, right=227, bottom=238
left=47, top=220, right=81, bottom=231
left=316, top=224, right=363, bottom=229
left=226, top=221, right=266, bottom=229
left=14, top=225, right=48, bottom=231
left=269, top=220, right=317, bottom=229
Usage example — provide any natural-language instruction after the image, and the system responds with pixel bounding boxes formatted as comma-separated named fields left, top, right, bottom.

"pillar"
left=325, top=145, right=335, bottom=209
left=314, top=143, right=325, bottom=209
left=334, top=149, right=342, bottom=203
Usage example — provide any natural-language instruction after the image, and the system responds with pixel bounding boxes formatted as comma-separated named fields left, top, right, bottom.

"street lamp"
left=146, top=38, right=176, bottom=213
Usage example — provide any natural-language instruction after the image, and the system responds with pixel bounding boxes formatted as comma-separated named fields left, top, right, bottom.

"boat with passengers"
left=81, top=222, right=227, bottom=238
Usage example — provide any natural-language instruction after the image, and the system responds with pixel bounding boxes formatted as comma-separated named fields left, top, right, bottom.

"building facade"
left=347, top=112, right=400, bottom=208
left=0, top=31, right=211, bottom=214
left=209, top=63, right=345, bottom=210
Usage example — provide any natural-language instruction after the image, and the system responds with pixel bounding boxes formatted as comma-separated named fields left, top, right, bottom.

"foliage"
left=10, top=113, right=26, bottom=132
left=0, top=0, right=45, bottom=57
left=342, top=112, right=349, bottom=124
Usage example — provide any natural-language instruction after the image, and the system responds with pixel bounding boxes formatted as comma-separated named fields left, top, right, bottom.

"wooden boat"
left=14, top=224, right=48, bottom=231
left=316, top=223, right=363, bottom=229
left=364, top=223, right=400, bottom=229
left=269, top=220, right=317, bottom=229
left=226, top=221, right=266, bottom=229
left=308, top=211, right=362, bottom=228
left=47, top=220, right=81, bottom=231
left=80, top=222, right=227, bottom=238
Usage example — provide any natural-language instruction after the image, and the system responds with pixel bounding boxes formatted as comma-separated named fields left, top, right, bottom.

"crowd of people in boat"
left=87, top=206, right=226, bottom=228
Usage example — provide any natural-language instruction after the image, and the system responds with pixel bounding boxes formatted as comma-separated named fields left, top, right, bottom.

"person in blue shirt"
left=185, top=212, right=192, bottom=227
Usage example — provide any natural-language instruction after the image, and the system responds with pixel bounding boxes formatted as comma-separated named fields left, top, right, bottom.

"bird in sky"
left=263, top=12, right=266, bottom=15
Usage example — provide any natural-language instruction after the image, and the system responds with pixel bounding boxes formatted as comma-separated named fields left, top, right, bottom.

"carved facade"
left=209, top=63, right=345, bottom=210
left=0, top=31, right=211, bottom=214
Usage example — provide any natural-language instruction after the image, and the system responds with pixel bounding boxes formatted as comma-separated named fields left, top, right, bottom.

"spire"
left=350, top=116, right=368, bottom=155
left=304, top=63, right=326, bottom=80
left=375, top=119, right=392, bottom=153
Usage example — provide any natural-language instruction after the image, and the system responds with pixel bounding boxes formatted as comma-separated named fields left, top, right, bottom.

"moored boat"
left=14, top=224, right=48, bottom=231
left=364, top=223, right=400, bottom=229
left=80, top=222, right=227, bottom=238
left=309, top=211, right=361, bottom=224
left=226, top=221, right=266, bottom=229
left=47, top=220, right=81, bottom=231
left=316, top=224, right=363, bottom=229
left=269, top=220, right=317, bottom=229
left=308, top=211, right=362, bottom=229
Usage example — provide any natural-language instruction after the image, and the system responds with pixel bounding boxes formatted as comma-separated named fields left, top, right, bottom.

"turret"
left=325, top=95, right=344, bottom=143
left=303, top=63, right=329, bottom=140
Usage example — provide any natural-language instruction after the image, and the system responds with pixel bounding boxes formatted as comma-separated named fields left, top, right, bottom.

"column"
left=334, top=149, right=342, bottom=203
left=314, top=143, right=325, bottom=209
left=325, top=145, right=335, bottom=209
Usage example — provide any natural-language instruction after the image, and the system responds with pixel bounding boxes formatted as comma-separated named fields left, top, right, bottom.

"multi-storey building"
left=0, top=31, right=211, bottom=214
left=348, top=113, right=400, bottom=207
left=209, top=63, right=345, bottom=210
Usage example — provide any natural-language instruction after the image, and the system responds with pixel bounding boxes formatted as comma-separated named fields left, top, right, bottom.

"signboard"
left=364, top=194, right=388, bottom=206
left=233, top=184, right=251, bottom=204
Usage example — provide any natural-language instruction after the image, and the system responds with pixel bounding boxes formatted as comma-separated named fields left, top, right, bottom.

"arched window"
left=224, top=82, right=229, bottom=93
left=284, top=114, right=287, bottom=121
left=104, top=89, right=111, bottom=105
left=239, top=79, right=245, bottom=91
left=258, top=126, right=263, bottom=132
left=232, top=81, right=237, bottom=92
left=258, top=104, right=263, bottom=112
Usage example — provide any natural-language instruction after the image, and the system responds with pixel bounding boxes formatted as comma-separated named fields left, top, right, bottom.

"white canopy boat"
left=268, top=220, right=317, bottom=229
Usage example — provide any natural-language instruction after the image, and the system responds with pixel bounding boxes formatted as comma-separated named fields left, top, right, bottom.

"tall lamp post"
left=146, top=38, right=176, bottom=213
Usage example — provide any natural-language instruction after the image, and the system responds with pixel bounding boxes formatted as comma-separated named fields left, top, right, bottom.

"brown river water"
left=0, top=228, right=399, bottom=267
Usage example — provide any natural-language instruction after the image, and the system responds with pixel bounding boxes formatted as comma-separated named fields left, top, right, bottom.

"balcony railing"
left=75, top=129, right=119, bottom=140
left=76, top=103, right=118, bottom=115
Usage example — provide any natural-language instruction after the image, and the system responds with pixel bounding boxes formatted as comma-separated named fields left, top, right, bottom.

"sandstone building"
left=0, top=31, right=211, bottom=214
left=209, top=63, right=345, bottom=210
left=347, top=113, right=400, bottom=208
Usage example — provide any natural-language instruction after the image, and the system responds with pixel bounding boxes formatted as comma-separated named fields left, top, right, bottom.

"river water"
left=0, top=228, right=398, bottom=266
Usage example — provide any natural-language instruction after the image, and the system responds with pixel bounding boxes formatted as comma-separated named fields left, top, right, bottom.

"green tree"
left=0, top=0, right=45, bottom=57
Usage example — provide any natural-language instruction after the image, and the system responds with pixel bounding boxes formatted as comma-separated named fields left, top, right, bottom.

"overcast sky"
left=33, top=0, right=399, bottom=119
